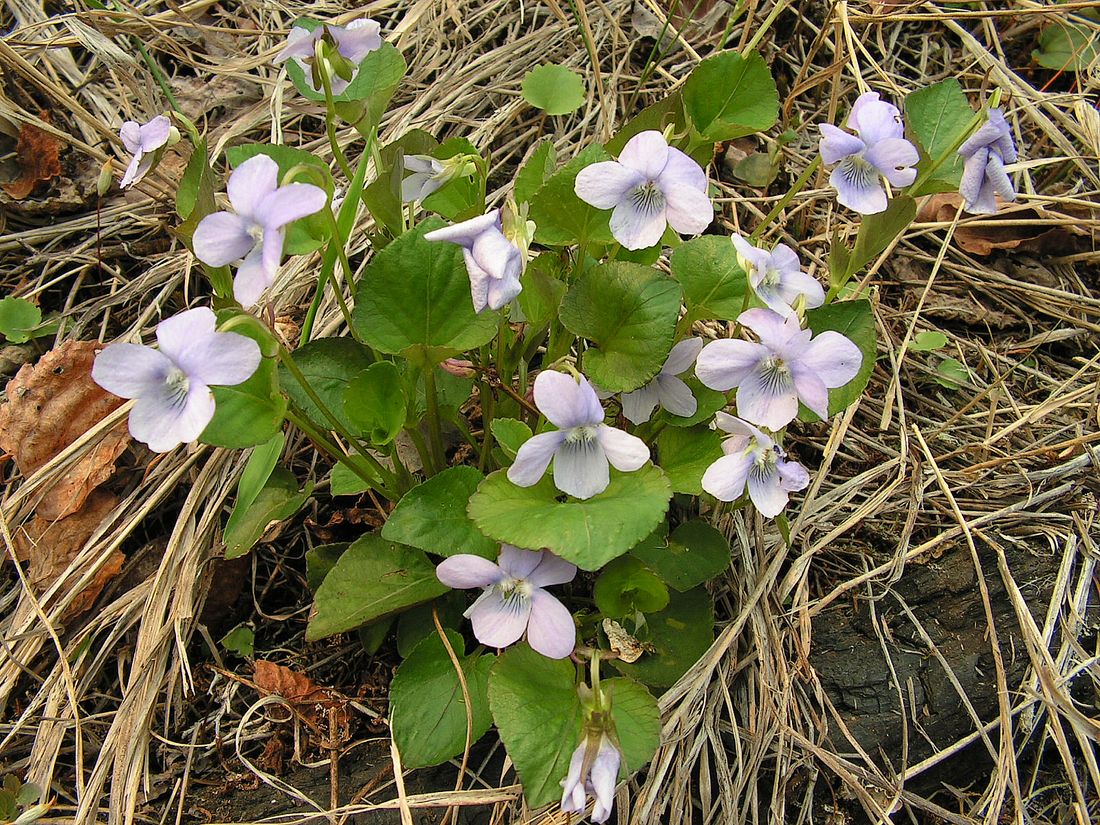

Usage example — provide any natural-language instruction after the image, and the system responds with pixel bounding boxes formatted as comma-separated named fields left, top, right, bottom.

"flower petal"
left=119, top=121, right=142, bottom=154
left=92, top=343, right=172, bottom=399
left=847, top=92, right=903, bottom=145
left=526, top=588, right=576, bottom=659
left=227, top=154, right=279, bottom=219
left=595, top=424, right=649, bottom=471
left=573, top=162, right=645, bottom=210
left=658, top=147, right=707, bottom=193
left=735, top=365, right=799, bottom=431
left=128, top=381, right=215, bottom=453
left=610, top=199, right=668, bottom=250
left=663, top=183, right=713, bottom=237
left=865, top=138, right=918, bottom=187
left=275, top=25, right=320, bottom=62
left=553, top=437, right=609, bottom=500
left=773, top=270, right=825, bottom=312
left=425, top=211, right=501, bottom=247
left=508, top=431, right=564, bottom=487
left=333, top=19, right=382, bottom=63
left=829, top=162, right=887, bottom=215
left=533, top=370, right=604, bottom=429
left=497, top=545, right=544, bottom=579
left=617, top=130, right=670, bottom=179
left=560, top=744, right=587, bottom=813
left=436, top=554, right=503, bottom=588
left=620, top=381, right=660, bottom=425
left=233, top=246, right=272, bottom=308
left=470, top=229, right=520, bottom=281
left=154, top=307, right=216, bottom=360
left=176, top=332, right=261, bottom=388
left=738, top=308, right=802, bottom=350
left=254, top=183, right=328, bottom=229
left=985, top=153, right=1015, bottom=202
left=789, top=363, right=829, bottom=419
left=778, top=459, right=810, bottom=491
left=655, top=374, right=697, bottom=418
left=467, top=588, right=531, bottom=649
left=701, top=451, right=753, bottom=501
left=192, top=211, right=255, bottom=267
left=138, top=115, right=171, bottom=151
left=800, top=330, right=862, bottom=388
left=120, top=153, right=147, bottom=189
left=818, top=124, right=865, bottom=165
left=527, top=552, right=577, bottom=587
left=485, top=268, right=522, bottom=311
left=463, top=249, right=491, bottom=312
left=746, top=465, right=789, bottom=517
left=695, top=339, right=766, bottom=391
left=589, top=737, right=621, bottom=823
left=663, top=337, right=704, bottom=375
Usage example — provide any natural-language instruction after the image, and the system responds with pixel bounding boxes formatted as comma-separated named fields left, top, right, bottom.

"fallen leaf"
left=12, top=490, right=124, bottom=616
left=253, top=660, right=348, bottom=729
left=0, top=341, right=129, bottom=520
left=1, top=112, right=62, bottom=200
left=915, top=193, right=1091, bottom=256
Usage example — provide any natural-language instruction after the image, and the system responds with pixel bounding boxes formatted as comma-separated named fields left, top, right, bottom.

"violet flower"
left=621, top=338, right=702, bottom=425
left=695, top=308, right=862, bottom=430
left=701, top=413, right=809, bottom=517
left=91, top=307, right=261, bottom=453
left=425, top=210, right=523, bottom=312
left=401, top=155, right=447, bottom=202
left=436, top=545, right=577, bottom=659
left=819, top=92, right=919, bottom=214
left=192, top=154, right=327, bottom=308
left=508, top=370, right=650, bottom=500
left=119, top=115, right=171, bottom=188
left=574, top=130, right=712, bottom=250
left=561, top=733, right=621, bottom=823
left=274, top=19, right=381, bottom=95
left=958, top=108, right=1017, bottom=215
left=731, top=235, right=824, bottom=317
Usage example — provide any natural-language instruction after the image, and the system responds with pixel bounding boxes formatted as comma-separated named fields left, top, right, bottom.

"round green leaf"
left=605, top=677, right=660, bottom=774
left=467, top=466, right=672, bottom=571
left=0, top=297, right=41, bottom=343
left=382, top=466, right=498, bottom=559
left=344, top=361, right=406, bottom=445
left=669, top=236, right=748, bottom=322
left=803, top=299, right=876, bottom=418
left=202, top=343, right=286, bottom=451
left=522, top=64, right=586, bottom=115
left=279, top=337, right=374, bottom=434
left=529, top=145, right=614, bottom=246
left=489, top=418, right=533, bottom=460
left=654, top=424, right=724, bottom=495
left=611, top=587, right=714, bottom=688
left=682, top=50, right=778, bottom=141
left=631, top=520, right=729, bottom=592
left=594, top=556, right=669, bottom=617
left=559, top=261, right=682, bottom=393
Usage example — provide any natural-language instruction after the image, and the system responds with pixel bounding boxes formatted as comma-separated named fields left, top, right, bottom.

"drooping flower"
left=731, top=235, right=824, bottom=317
left=819, top=92, right=919, bottom=214
left=695, top=308, right=862, bottom=430
left=401, top=155, right=446, bottom=202
left=425, top=209, right=523, bottom=312
left=508, top=370, right=650, bottom=499
left=621, top=338, right=702, bottom=425
left=192, top=154, right=327, bottom=308
left=91, top=307, right=261, bottom=453
left=119, top=115, right=172, bottom=188
left=574, top=130, right=712, bottom=250
left=436, top=545, right=577, bottom=658
left=274, top=19, right=381, bottom=95
left=561, top=733, right=621, bottom=823
left=701, top=413, right=809, bottom=517
left=958, top=108, right=1017, bottom=215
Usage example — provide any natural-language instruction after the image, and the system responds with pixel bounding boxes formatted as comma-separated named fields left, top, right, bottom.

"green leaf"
left=682, top=51, right=778, bottom=141
left=522, top=64, right=586, bottom=115
left=490, top=418, right=532, bottom=460
left=1033, top=22, right=1099, bottom=72
left=0, top=297, right=41, bottom=344
left=654, top=425, right=723, bottom=495
left=669, top=236, right=748, bottom=322
left=306, top=542, right=348, bottom=591
left=233, top=433, right=285, bottom=522
left=344, top=361, right=407, bottom=446
left=911, top=330, right=948, bottom=352
left=514, top=140, right=557, bottom=204
left=219, top=624, right=255, bottom=657
left=594, top=556, right=669, bottom=617
left=391, top=631, right=493, bottom=768
left=421, top=137, right=484, bottom=221
left=329, top=460, right=384, bottom=496
left=559, top=261, right=682, bottom=393
left=396, top=592, right=467, bottom=657
left=933, top=356, right=969, bottom=390
left=612, top=586, right=714, bottom=688
left=516, top=253, right=567, bottom=328
left=307, top=534, right=448, bottom=640
left=382, top=466, right=497, bottom=559
left=804, top=299, right=877, bottom=417
left=632, top=520, right=729, bottom=592
left=607, top=94, right=685, bottom=156
left=529, top=145, right=614, bottom=246
left=358, top=618, right=394, bottom=655
left=843, top=196, right=916, bottom=281
left=468, top=466, right=672, bottom=570
left=223, top=467, right=312, bottom=559
left=279, top=337, right=374, bottom=434
left=605, top=678, right=660, bottom=774
left=176, top=140, right=218, bottom=248
left=14, top=783, right=40, bottom=809
left=352, top=220, right=499, bottom=366
left=905, top=79, right=973, bottom=193
left=489, top=644, right=583, bottom=806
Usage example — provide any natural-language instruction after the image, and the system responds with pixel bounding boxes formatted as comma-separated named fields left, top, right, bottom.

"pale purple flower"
left=425, top=210, right=523, bottom=313
left=401, top=155, right=447, bottom=202
left=819, top=92, right=919, bottom=215
left=561, top=733, right=620, bottom=823
left=958, top=108, right=1017, bottom=215
left=695, top=308, right=862, bottom=430
left=274, top=19, right=381, bottom=95
left=701, top=413, right=809, bottom=517
left=621, top=338, right=702, bottom=425
left=574, top=130, right=712, bottom=250
left=436, top=545, right=577, bottom=659
left=192, top=155, right=327, bottom=308
left=91, top=308, right=261, bottom=453
left=119, top=115, right=171, bottom=188
left=731, top=235, right=824, bottom=317
left=508, top=370, right=649, bottom=499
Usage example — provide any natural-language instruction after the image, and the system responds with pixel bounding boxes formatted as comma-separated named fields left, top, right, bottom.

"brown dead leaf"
left=0, top=341, right=129, bottom=520
left=12, top=490, right=123, bottom=616
left=916, top=193, right=1090, bottom=256
left=2, top=112, right=62, bottom=200
left=253, top=660, right=348, bottom=729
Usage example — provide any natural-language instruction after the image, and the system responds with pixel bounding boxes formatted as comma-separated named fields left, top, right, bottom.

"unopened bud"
left=97, top=158, right=114, bottom=196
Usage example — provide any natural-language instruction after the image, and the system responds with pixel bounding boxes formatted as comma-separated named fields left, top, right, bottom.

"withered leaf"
left=0, top=340, right=129, bottom=520
left=2, top=112, right=62, bottom=200
left=916, top=194, right=1090, bottom=256
left=253, top=660, right=349, bottom=730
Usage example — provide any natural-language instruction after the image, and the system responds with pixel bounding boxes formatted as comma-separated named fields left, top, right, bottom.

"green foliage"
left=803, top=299, right=877, bottom=418
left=594, top=556, right=669, bottom=617
left=223, top=467, right=312, bottom=559
left=682, top=51, right=778, bottom=141
left=516, top=254, right=567, bottom=328
left=421, top=137, right=484, bottom=220
left=490, top=418, right=532, bottom=460
left=612, top=587, right=714, bottom=688
left=605, top=677, right=661, bottom=774
left=343, top=361, right=406, bottom=446
left=607, top=94, right=685, bottom=156
left=1033, top=22, right=1099, bottom=72
left=396, top=593, right=467, bottom=656
left=631, top=521, right=729, bottom=592
left=467, top=467, right=672, bottom=571
left=382, top=466, right=498, bottom=559
left=830, top=196, right=916, bottom=287
left=305, top=543, right=348, bottom=591
left=521, top=64, right=586, bottom=115
left=559, top=261, right=682, bottom=393
left=227, top=432, right=284, bottom=534
left=329, top=460, right=385, bottom=496
left=361, top=130, right=438, bottom=236
left=279, top=337, right=373, bottom=434
left=390, top=631, right=493, bottom=768
left=514, top=140, right=557, bottom=204
left=911, top=330, right=948, bottom=352
left=654, top=425, right=724, bottom=495
left=0, top=297, right=42, bottom=344
left=219, top=624, right=255, bottom=658
left=669, top=236, right=749, bottom=322
left=933, top=356, right=970, bottom=389
left=283, top=21, right=407, bottom=107
left=905, top=79, right=974, bottom=194
left=529, top=145, right=615, bottom=246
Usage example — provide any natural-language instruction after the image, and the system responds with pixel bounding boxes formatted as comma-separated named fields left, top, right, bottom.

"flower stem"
left=286, top=408, right=396, bottom=500
left=750, top=155, right=821, bottom=242
left=317, top=45, right=355, bottom=180
left=422, top=365, right=447, bottom=475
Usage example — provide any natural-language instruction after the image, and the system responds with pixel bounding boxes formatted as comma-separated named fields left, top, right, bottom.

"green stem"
left=286, top=409, right=396, bottom=500
left=321, top=208, right=360, bottom=333
left=318, top=52, right=355, bottom=180
left=422, top=365, right=447, bottom=474
left=405, top=425, right=434, bottom=475
left=751, top=155, right=821, bottom=242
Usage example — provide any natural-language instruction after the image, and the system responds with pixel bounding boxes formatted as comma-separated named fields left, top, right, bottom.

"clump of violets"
left=561, top=731, right=621, bottom=823
left=91, top=307, right=261, bottom=452
left=574, top=130, right=712, bottom=250
left=274, top=19, right=381, bottom=95
left=958, top=108, right=1017, bottom=214
left=508, top=370, right=650, bottom=499
left=695, top=308, right=862, bottom=431
left=701, top=413, right=809, bottom=517
left=819, top=92, right=919, bottom=215
left=436, top=545, right=577, bottom=659
left=425, top=209, right=524, bottom=312
left=119, top=115, right=173, bottom=188
left=731, top=235, right=824, bottom=317
left=192, top=155, right=327, bottom=307
left=620, top=338, right=702, bottom=425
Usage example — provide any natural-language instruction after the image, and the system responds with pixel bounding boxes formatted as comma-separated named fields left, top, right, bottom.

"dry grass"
left=1, top=1, right=1098, bottom=824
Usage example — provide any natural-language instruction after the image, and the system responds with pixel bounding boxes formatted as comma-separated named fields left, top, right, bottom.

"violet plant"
left=84, top=16, right=1021, bottom=822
